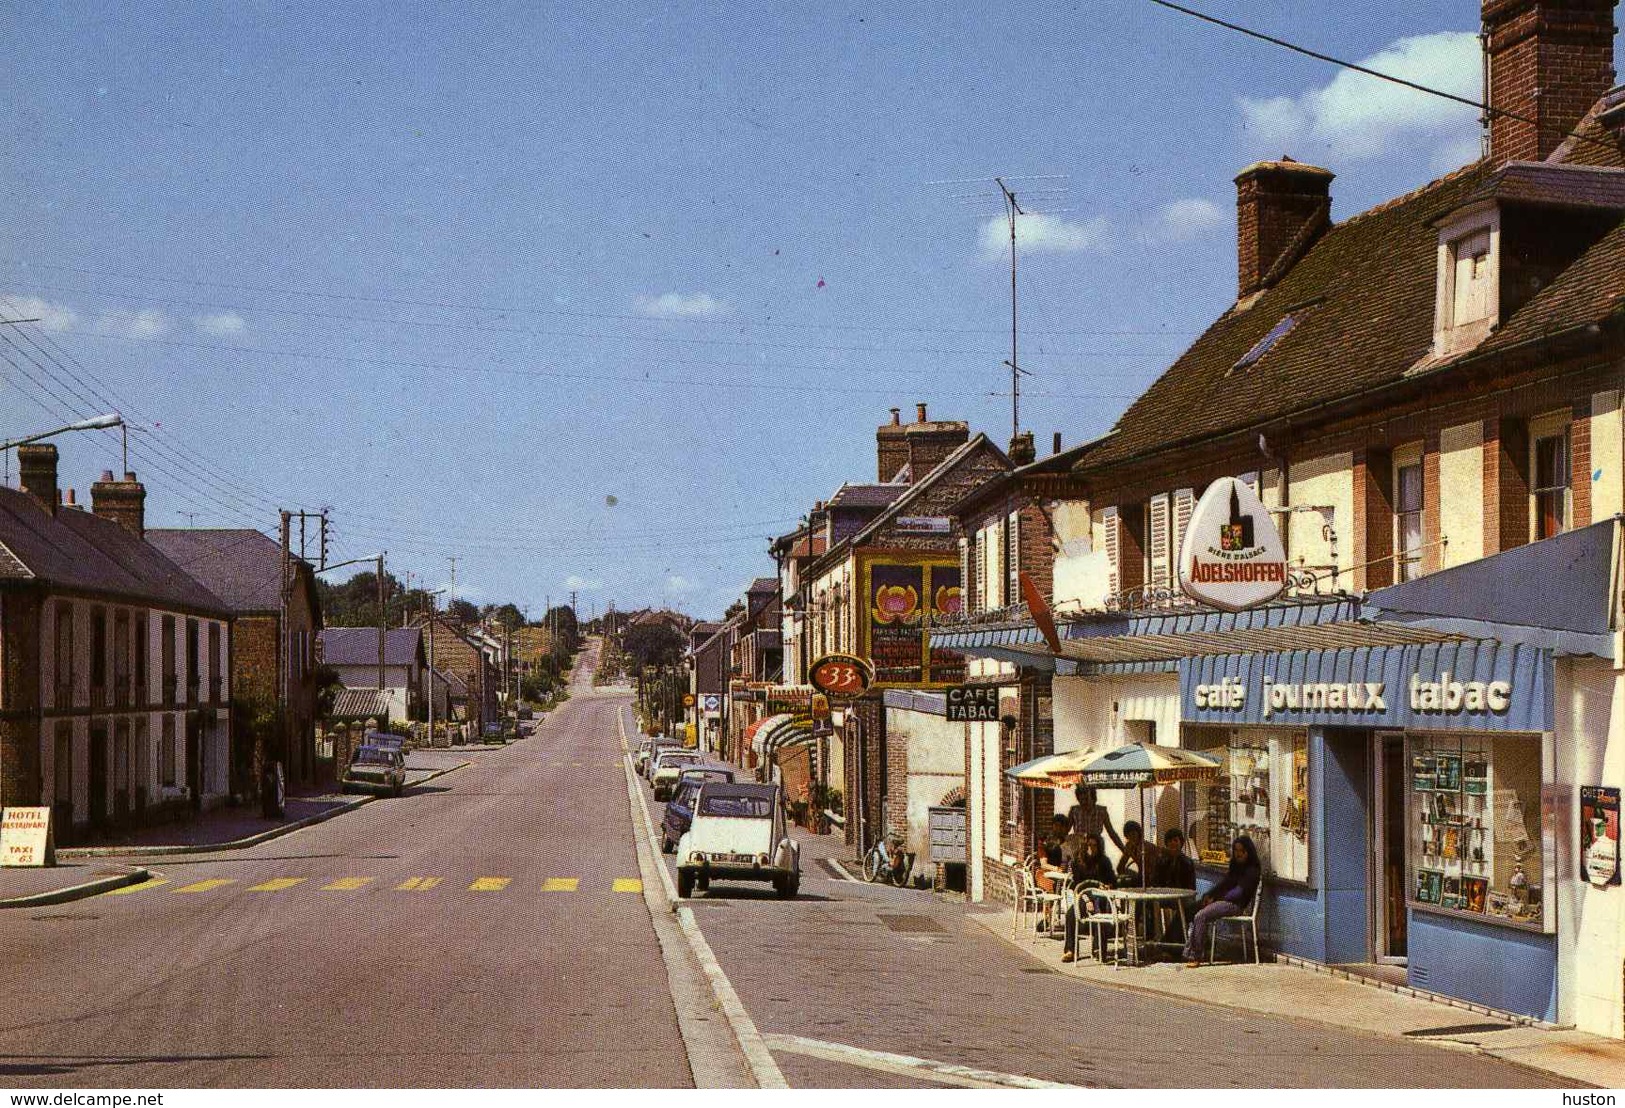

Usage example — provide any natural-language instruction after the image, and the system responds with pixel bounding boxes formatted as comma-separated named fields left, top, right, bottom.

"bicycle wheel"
left=863, top=847, right=883, bottom=882
left=889, top=856, right=913, bottom=887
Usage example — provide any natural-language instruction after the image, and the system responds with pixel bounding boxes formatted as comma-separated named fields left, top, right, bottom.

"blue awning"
left=1365, top=518, right=1617, bottom=658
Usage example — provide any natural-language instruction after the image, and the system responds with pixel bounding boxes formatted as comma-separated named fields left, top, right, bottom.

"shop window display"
left=1408, top=733, right=1545, bottom=929
left=1182, top=727, right=1310, bottom=882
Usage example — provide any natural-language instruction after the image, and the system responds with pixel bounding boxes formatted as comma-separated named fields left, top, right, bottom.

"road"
left=0, top=640, right=1570, bottom=1088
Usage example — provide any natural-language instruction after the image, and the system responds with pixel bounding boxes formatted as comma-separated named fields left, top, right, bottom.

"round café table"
left=1099, top=886, right=1194, bottom=966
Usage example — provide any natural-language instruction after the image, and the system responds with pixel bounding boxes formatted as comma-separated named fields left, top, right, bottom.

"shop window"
left=54, top=602, right=74, bottom=708
left=1182, top=727, right=1310, bottom=882
left=1531, top=429, right=1569, bottom=541
left=1407, top=733, right=1546, bottom=929
left=1395, top=458, right=1424, bottom=582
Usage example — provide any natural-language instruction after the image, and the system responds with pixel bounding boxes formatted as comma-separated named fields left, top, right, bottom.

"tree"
left=486, top=603, right=524, bottom=632
left=446, top=598, right=481, bottom=625
left=621, top=621, right=685, bottom=670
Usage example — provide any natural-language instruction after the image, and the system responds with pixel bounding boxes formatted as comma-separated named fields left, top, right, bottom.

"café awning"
left=747, top=713, right=794, bottom=755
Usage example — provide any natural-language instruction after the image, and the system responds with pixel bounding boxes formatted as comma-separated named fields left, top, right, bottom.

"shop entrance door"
left=1374, top=732, right=1408, bottom=962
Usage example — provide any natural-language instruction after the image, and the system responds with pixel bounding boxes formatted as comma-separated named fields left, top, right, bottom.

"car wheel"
left=677, top=868, right=694, bottom=899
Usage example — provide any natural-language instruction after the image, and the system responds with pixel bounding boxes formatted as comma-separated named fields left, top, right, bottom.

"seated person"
left=1043, top=814, right=1071, bottom=867
left=1029, top=850, right=1060, bottom=895
left=1184, top=835, right=1262, bottom=967
left=1115, top=820, right=1160, bottom=889
left=1061, top=833, right=1116, bottom=963
left=1148, top=828, right=1196, bottom=890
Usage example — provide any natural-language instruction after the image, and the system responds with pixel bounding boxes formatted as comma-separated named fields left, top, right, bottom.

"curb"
left=617, top=702, right=786, bottom=1090
left=0, top=866, right=150, bottom=909
left=57, top=760, right=473, bottom=859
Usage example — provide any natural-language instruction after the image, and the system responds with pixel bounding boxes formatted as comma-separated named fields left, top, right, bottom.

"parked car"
left=640, top=738, right=681, bottom=780
left=517, top=705, right=534, bottom=721
left=482, top=722, right=504, bottom=744
left=342, top=745, right=407, bottom=797
left=649, top=748, right=702, bottom=800
left=370, top=732, right=408, bottom=755
left=676, top=782, right=800, bottom=899
left=661, top=764, right=738, bottom=853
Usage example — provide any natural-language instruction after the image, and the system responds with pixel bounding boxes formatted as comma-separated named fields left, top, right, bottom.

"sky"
left=1, top=2, right=1620, bottom=620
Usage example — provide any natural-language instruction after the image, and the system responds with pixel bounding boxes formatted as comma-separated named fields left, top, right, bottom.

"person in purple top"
left=1183, top=835, right=1261, bottom=967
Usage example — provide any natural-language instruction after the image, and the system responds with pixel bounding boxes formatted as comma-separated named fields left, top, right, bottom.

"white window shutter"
left=1173, top=489, right=1195, bottom=577
left=1149, top=495, right=1171, bottom=589
left=1007, top=510, right=1021, bottom=606
left=1104, top=508, right=1121, bottom=597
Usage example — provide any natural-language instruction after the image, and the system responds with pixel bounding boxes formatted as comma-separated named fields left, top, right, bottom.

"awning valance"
left=747, top=713, right=793, bottom=755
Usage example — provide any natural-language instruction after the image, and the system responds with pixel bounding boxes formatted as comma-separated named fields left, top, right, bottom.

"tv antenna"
left=994, top=177, right=1035, bottom=438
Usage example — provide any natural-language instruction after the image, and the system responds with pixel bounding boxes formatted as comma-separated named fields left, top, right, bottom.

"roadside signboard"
left=946, top=685, right=1001, bottom=722
left=1178, top=477, right=1288, bottom=611
left=682, top=693, right=696, bottom=708
left=896, top=516, right=952, bottom=534
left=1, top=807, right=54, bottom=867
left=808, top=653, right=874, bottom=699
left=700, top=693, right=722, bottom=718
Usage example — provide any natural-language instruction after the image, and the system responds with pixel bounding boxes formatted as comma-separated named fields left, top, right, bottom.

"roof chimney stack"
left=91, top=470, right=147, bottom=539
left=877, top=407, right=909, bottom=482
left=1235, top=158, right=1334, bottom=300
left=916, top=402, right=928, bottom=423
left=1484, top=0, right=1618, bottom=163
left=1053, top=432, right=1063, bottom=455
left=1009, top=431, right=1036, bottom=466
left=17, top=443, right=58, bottom=516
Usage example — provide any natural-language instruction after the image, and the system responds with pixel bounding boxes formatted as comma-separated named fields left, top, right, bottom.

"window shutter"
left=1006, top=510, right=1021, bottom=606
left=973, top=530, right=986, bottom=614
left=1173, top=488, right=1195, bottom=576
left=1104, top=508, right=1121, bottom=597
left=1148, top=495, right=1171, bottom=590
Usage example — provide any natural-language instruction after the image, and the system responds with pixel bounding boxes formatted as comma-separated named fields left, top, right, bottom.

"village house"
left=936, top=0, right=1625, bottom=1037
left=148, top=528, right=323, bottom=792
left=316, top=626, right=425, bottom=725
left=0, top=447, right=235, bottom=841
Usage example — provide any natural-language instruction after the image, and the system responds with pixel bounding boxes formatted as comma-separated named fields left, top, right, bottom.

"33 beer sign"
left=809, top=653, right=874, bottom=699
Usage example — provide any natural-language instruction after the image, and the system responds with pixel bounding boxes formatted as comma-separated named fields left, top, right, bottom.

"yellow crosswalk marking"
left=174, top=878, right=236, bottom=894
left=102, top=877, right=169, bottom=896
left=395, top=877, right=442, bottom=891
left=541, top=877, right=579, bottom=892
left=247, top=877, right=306, bottom=893
left=613, top=878, right=643, bottom=893
left=469, top=877, right=511, bottom=892
left=322, top=877, right=373, bottom=891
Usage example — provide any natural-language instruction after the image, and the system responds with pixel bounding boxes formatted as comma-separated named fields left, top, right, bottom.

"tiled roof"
left=747, top=577, right=778, bottom=595
left=1078, top=162, right=1497, bottom=470
left=146, top=529, right=295, bottom=614
left=1449, top=161, right=1625, bottom=215
left=1476, top=215, right=1625, bottom=356
left=1551, top=88, right=1625, bottom=168
left=826, top=483, right=907, bottom=510
left=320, top=626, right=423, bottom=667
left=0, top=488, right=228, bottom=613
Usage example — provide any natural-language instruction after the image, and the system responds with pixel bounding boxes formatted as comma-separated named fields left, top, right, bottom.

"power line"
left=15, top=261, right=1201, bottom=339
left=1146, top=0, right=1620, bottom=158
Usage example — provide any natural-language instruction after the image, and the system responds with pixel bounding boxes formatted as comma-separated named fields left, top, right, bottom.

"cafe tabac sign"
left=1179, top=477, right=1287, bottom=612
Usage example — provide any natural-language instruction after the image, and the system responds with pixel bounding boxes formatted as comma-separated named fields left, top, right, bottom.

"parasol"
left=1005, top=745, right=1109, bottom=789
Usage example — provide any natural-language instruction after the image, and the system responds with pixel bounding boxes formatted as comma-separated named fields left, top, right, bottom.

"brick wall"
left=0, top=590, right=42, bottom=807
left=1485, top=0, right=1617, bottom=163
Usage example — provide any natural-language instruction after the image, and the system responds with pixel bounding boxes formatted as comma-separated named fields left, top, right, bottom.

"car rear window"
left=698, top=794, right=773, bottom=819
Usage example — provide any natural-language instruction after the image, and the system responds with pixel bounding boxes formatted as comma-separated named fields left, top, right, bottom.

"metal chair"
left=1015, top=858, right=1063, bottom=938
left=1209, top=894, right=1262, bottom=964
left=1079, top=882, right=1131, bottom=965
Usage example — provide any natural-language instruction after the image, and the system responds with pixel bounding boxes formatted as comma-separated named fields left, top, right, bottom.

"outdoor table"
left=1100, top=886, right=1194, bottom=965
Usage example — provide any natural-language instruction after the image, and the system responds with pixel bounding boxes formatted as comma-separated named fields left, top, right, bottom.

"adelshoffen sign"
left=1179, top=477, right=1287, bottom=611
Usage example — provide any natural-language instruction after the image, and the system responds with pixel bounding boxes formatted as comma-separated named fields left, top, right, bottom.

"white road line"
left=762, top=1034, right=1081, bottom=1090
left=618, top=703, right=787, bottom=1089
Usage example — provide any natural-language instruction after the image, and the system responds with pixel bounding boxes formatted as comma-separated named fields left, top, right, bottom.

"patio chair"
left=1209, top=895, right=1262, bottom=964
left=1079, top=882, right=1131, bottom=965
left=1015, top=860, right=1063, bottom=938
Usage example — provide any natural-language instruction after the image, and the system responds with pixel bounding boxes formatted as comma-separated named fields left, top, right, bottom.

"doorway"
left=88, top=723, right=108, bottom=827
left=1374, top=732, right=1408, bottom=963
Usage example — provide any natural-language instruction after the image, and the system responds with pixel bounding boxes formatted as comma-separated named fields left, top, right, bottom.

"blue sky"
left=1, top=3, right=1619, bottom=620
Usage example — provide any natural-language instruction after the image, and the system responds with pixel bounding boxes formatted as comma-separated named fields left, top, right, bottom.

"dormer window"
left=1432, top=208, right=1499, bottom=358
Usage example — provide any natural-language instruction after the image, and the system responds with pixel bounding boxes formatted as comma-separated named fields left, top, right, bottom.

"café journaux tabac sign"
left=1179, top=477, right=1288, bottom=612
left=1, top=807, right=54, bottom=867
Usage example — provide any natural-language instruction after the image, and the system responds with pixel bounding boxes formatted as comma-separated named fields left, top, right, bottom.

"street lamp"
left=317, top=552, right=388, bottom=697
left=1, top=413, right=124, bottom=485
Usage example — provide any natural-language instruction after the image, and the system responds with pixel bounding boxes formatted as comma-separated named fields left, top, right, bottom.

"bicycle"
left=862, top=832, right=915, bottom=887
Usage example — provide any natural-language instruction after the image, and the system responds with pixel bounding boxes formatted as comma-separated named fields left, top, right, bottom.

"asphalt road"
left=0, top=645, right=691, bottom=1088
left=0, top=639, right=1573, bottom=1089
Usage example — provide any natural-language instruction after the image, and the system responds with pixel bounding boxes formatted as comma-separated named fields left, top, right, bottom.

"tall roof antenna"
left=995, top=177, right=1032, bottom=438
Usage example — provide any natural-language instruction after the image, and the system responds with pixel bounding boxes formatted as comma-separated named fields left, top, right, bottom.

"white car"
left=649, top=748, right=702, bottom=800
left=676, top=782, right=800, bottom=899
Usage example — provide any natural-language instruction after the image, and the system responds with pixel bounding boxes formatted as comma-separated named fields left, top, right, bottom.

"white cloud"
left=95, top=308, right=169, bottom=339
left=564, top=574, right=602, bottom=591
left=1237, top=32, right=1481, bottom=163
left=3, top=295, right=78, bottom=331
left=665, top=574, right=699, bottom=594
left=193, top=311, right=245, bottom=336
left=634, top=292, right=729, bottom=319
left=1151, top=198, right=1226, bottom=242
left=980, top=211, right=1111, bottom=257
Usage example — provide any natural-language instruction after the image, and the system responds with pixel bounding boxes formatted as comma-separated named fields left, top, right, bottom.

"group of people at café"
left=1030, top=787, right=1261, bottom=968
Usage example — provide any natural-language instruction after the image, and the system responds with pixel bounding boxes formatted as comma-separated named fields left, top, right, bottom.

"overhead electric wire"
left=1147, top=0, right=1621, bottom=158
left=17, top=261, right=1201, bottom=339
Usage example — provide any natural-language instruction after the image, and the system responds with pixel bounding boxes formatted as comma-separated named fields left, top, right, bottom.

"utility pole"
left=376, top=553, right=387, bottom=713
left=276, top=510, right=292, bottom=806
left=448, top=557, right=458, bottom=607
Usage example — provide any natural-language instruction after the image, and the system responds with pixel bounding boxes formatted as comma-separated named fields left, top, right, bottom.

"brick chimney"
left=903, top=404, right=970, bottom=483
left=1009, top=431, right=1036, bottom=466
left=877, top=406, right=908, bottom=482
left=91, top=470, right=147, bottom=538
left=1485, top=0, right=1618, bottom=163
left=16, top=444, right=58, bottom=516
left=1235, top=158, right=1334, bottom=299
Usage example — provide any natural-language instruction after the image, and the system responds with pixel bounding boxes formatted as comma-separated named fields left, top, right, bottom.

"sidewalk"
left=969, top=904, right=1625, bottom=1089
left=53, top=748, right=473, bottom=859
left=0, top=862, right=150, bottom=907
